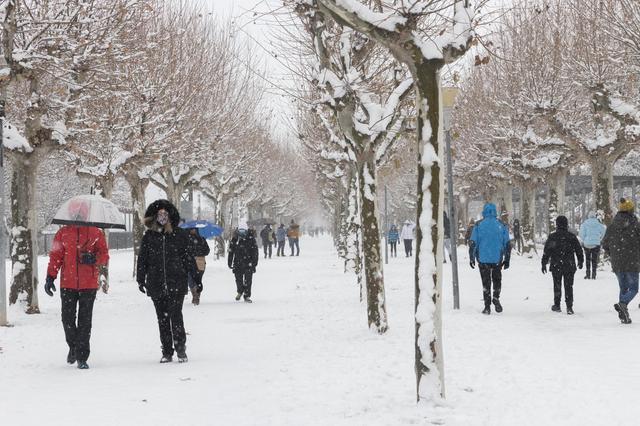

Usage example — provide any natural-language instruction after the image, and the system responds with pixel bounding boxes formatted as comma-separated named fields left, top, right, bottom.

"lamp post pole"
left=443, top=87, right=460, bottom=310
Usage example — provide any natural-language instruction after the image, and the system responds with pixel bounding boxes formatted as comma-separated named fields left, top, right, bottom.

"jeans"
left=479, top=263, right=502, bottom=307
left=404, top=239, right=413, bottom=256
left=584, top=246, right=600, bottom=278
left=289, top=238, right=300, bottom=256
left=61, top=288, right=97, bottom=363
left=277, top=241, right=285, bottom=256
left=152, top=293, right=186, bottom=356
left=615, top=272, right=639, bottom=305
left=389, top=241, right=397, bottom=257
left=551, top=269, right=574, bottom=307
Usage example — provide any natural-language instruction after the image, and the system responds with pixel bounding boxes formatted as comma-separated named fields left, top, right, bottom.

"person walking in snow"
left=260, top=224, right=274, bottom=259
left=44, top=200, right=109, bottom=370
left=601, top=198, right=640, bottom=324
left=400, top=220, right=415, bottom=257
left=579, top=211, right=606, bottom=280
left=512, top=219, right=523, bottom=253
left=388, top=224, right=399, bottom=257
left=541, top=216, right=584, bottom=315
left=187, top=228, right=210, bottom=306
left=464, top=219, right=475, bottom=246
left=444, top=211, right=452, bottom=263
left=137, top=199, right=200, bottom=363
left=276, top=223, right=287, bottom=256
left=469, top=203, right=511, bottom=315
left=287, top=220, right=300, bottom=256
left=228, top=224, right=259, bottom=303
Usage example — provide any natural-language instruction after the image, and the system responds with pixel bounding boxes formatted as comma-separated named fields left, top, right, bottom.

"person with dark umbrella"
left=137, top=199, right=200, bottom=363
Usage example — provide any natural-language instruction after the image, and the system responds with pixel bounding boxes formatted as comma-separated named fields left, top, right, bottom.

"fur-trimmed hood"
left=143, top=199, right=181, bottom=230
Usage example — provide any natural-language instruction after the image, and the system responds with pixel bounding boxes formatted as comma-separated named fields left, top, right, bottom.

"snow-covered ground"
left=2, top=236, right=639, bottom=426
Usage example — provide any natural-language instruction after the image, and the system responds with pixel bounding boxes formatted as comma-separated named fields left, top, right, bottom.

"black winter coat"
left=136, top=199, right=199, bottom=298
left=188, top=232, right=211, bottom=257
left=602, top=212, right=640, bottom=272
left=542, top=226, right=584, bottom=273
left=228, top=231, right=259, bottom=273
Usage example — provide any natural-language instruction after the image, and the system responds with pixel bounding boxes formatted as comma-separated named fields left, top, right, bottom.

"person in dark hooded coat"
left=228, top=225, right=259, bottom=303
left=136, top=199, right=200, bottom=363
left=601, top=198, right=640, bottom=324
left=541, top=215, right=584, bottom=314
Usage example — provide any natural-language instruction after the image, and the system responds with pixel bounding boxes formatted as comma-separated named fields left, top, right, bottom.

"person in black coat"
left=541, top=215, right=584, bottom=314
left=259, top=224, right=273, bottom=259
left=228, top=226, right=259, bottom=303
left=187, top=228, right=210, bottom=306
left=136, top=199, right=200, bottom=363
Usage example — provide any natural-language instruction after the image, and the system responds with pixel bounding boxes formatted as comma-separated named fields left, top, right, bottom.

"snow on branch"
left=2, top=121, right=32, bottom=152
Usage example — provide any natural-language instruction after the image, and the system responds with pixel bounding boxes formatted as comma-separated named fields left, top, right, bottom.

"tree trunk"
left=414, top=63, right=445, bottom=402
left=8, top=151, right=40, bottom=313
left=126, top=172, right=149, bottom=277
left=548, top=171, right=567, bottom=233
left=520, top=183, right=536, bottom=256
left=591, top=159, right=614, bottom=225
left=356, top=156, right=388, bottom=333
left=502, top=185, right=514, bottom=225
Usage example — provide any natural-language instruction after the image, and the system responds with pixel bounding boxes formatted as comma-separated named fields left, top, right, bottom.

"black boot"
left=77, top=361, right=89, bottom=370
left=614, top=303, right=632, bottom=324
left=492, top=298, right=503, bottom=313
left=482, top=306, right=491, bottom=315
left=551, top=304, right=562, bottom=312
left=567, top=306, right=574, bottom=315
left=67, top=348, right=76, bottom=364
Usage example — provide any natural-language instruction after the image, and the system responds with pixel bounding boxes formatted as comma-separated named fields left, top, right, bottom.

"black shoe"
left=584, top=274, right=590, bottom=280
left=482, top=306, right=491, bottom=315
left=567, top=306, right=574, bottom=315
left=235, top=293, right=242, bottom=301
left=160, top=355, right=173, bottom=363
left=492, top=298, right=503, bottom=313
left=244, top=297, right=253, bottom=303
left=77, top=361, right=89, bottom=370
left=551, top=305, right=561, bottom=312
left=615, top=303, right=632, bottom=324
left=67, top=349, right=77, bottom=365
left=177, top=350, right=188, bottom=363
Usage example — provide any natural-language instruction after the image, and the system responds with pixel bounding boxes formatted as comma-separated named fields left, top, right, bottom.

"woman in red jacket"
left=44, top=202, right=109, bottom=370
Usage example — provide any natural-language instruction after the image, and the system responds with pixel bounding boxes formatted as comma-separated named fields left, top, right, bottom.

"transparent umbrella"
left=51, top=195, right=126, bottom=230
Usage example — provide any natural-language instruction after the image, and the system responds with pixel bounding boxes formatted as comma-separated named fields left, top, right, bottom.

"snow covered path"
left=2, top=237, right=640, bottom=426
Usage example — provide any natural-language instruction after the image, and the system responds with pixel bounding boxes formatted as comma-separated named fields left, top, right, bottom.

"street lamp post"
left=443, top=87, right=460, bottom=310
left=0, top=90, right=7, bottom=326
left=384, top=185, right=388, bottom=265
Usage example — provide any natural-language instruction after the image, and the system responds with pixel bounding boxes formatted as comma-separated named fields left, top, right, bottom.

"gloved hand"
left=196, top=282, right=203, bottom=293
left=251, top=267, right=256, bottom=273
left=503, top=260, right=510, bottom=270
left=541, top=264, right=547, bottom=274
left=469, top=260, right=475, bottom=269
left=44, top=275, right=56, bottom=297
left=578, top=262, right=583, bottom=270
left=80, top=252, right=96, bottom=265
left=138, top=282, right=146, bottom=294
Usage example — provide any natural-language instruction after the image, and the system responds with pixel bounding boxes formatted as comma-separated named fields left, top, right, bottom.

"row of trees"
left=453, top=0, right=640, bottom=252
left=1, top=1, right=313, bottom=313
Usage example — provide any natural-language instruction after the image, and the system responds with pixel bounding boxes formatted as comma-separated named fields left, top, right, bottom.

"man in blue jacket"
left=578, top=211, right=606, bottom=279
left=469, top=203, right=512, bottom=315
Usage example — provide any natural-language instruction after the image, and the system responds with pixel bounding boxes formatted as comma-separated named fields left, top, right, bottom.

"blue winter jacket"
left=579, top=218, right=606, bottom=248
left=276, top=227, right=287, bottom=242
left=388, top=228, right=399, bottom=243
left=469, top=203, right=511, bottom=264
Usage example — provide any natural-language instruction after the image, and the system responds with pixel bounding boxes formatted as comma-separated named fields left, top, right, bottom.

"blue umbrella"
left=180, top=220, right=223, bottom=238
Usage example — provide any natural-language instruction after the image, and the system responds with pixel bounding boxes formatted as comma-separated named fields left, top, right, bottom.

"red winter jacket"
left=46, top=225, right=109, bottom=290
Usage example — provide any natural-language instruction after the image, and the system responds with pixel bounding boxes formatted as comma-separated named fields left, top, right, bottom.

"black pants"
left=277, top=241, right=285, bottom=256
left=152, top=293, right=186, bottom=356
left=552, top=269, right=574, bottom=307
left=390, top=242, right=397, bottom=257
left=235, top=271, right=254, bottom=298
left=584, top=246, right=600, bottom=278
left=404, top=239, right=413, bottom=256
left=479, top=263, right=502, bottom=307
left=61, top=288, right=97, bottom=363
left=263, top=243, right=272, bottom=258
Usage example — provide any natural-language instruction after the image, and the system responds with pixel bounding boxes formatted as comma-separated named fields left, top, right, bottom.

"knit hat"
left=618, top=198, right=634, bottom=212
